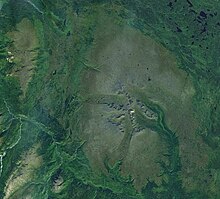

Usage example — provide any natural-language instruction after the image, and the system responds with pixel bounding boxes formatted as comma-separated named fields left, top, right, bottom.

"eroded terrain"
left=0, top=1, right=219, bottom=198
left=7, top=18, right=39, bottom=96
left=80, top=13, right=210, bottom=190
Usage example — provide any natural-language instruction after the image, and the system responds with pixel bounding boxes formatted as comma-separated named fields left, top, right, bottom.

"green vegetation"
left=0, top=0, right=220, bottom=198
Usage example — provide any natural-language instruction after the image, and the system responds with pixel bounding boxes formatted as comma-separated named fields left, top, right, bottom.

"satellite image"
left=0, top=0, right=220, bottom=198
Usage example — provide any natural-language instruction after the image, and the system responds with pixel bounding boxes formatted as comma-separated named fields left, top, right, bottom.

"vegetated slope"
left=0, top=0, right=219, bottom=199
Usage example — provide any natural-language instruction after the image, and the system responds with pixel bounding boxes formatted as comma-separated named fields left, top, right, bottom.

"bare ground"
left=4, top=143, right=42, bottom=199
left=7, top=18, right=39, bottom=96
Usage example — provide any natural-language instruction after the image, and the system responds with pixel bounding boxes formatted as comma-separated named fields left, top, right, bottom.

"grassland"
left=0, top=0, right=220, bottom=199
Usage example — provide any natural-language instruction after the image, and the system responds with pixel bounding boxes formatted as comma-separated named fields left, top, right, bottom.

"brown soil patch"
left=7, top=18, right=39, bottom=96
left=80, top=11, right=210, bottom=190
left=4, top=144, right=42, bottom=199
